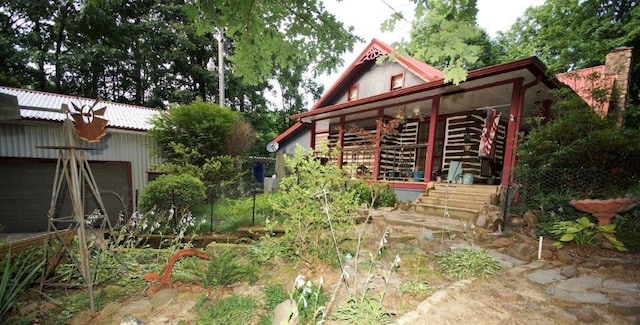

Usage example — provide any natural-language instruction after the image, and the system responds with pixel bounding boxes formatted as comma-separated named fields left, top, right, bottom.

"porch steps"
left=412, top=183, right=499, bottom=223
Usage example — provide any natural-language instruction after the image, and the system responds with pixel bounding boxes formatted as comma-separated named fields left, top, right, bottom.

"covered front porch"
left=293, top=57, right=559, bottom=190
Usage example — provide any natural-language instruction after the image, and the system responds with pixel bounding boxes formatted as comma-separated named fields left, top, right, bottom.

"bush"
left=348, top=180, right=397, bottom=208
left=204, top=248, right=258, bottom=287
left=138, top=174, right=206, bottom=214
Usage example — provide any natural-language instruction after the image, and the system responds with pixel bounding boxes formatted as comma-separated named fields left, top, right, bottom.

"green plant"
left=196, top=294, right=257, bottom=324
left=613, top=213, right=640, bottom=253
left=550, top=216, right=627, bottom=251
left=1, top=249, right=45, bottom=320
left=434, top=248, right=501, bottom=279
left=268, top=146, right=359, bottom=264
left=348, top=180, right=396, bottom=208
left=138, top=174, right=207, bottom=214
left=204, top=248, right=258, bottom=287
left=397, top=279, right=435, bottom=298
left=330, top=294, right=393, bottom=324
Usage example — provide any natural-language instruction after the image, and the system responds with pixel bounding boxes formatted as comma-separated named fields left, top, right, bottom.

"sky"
left=316, top=0, right=545, bottom=90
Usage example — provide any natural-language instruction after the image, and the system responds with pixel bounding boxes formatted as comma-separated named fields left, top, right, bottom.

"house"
left=0, top=86, right=162, bottom=233
left=271, top=39, right=561, bottom=201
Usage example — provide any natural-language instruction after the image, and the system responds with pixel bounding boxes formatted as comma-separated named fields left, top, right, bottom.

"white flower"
left=393, top=255, right=402, bottom=268
left=294, top=275, right=305, bottom=289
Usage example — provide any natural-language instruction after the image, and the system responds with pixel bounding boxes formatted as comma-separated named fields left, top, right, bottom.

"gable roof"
left=0, top=86, right=160, bottom=131
left=275, top=39, right=445, bottom=147
left=312, top=38, right=444, bottom=110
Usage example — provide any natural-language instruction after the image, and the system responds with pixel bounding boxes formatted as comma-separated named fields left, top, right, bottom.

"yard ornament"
left=62, top=99, right=108, bottom=142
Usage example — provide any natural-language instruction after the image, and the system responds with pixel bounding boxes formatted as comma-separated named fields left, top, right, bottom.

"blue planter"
left=412, top=171, right=425, bottom=182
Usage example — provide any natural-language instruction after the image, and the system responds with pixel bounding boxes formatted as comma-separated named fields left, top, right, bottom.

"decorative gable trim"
left=359, top=46, right=384, bottom=64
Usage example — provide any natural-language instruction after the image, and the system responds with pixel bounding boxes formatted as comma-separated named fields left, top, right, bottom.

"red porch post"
left=372, top=108, right=383, bottom=181
left=337, top=116, right=345, bottom=168
left=501, top=79, right=523, bottom=187
left=310, top=121, right=316, bottom=151
left=424, top=95, right=441, bottom=181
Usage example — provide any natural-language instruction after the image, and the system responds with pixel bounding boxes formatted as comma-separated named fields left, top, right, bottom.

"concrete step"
left=413, top=203, right=478, bottom=222
left=379, top=210, right=467, bottom=233
left=421, top=191, right=492, bottom=203
left=431, top=183, right=499, bottom=195
left=418, top=197, right=486, bottom=210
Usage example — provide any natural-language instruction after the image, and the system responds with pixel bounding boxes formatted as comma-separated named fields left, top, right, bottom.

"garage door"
left=0, top=158, right=132, bottom=233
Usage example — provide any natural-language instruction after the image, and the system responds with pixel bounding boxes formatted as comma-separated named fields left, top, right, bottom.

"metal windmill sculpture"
left=40, top=99, right=114, bottom=313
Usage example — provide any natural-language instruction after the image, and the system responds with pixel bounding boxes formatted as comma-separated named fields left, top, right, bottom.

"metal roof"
left=0, top=86, right=161, bottom=131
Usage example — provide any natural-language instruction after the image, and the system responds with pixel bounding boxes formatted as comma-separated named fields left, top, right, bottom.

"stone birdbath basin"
left=570, top=197, right=640, bottom=225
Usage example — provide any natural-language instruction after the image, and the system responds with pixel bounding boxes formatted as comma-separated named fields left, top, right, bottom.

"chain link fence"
left=510, top=167, right=640, bottom=217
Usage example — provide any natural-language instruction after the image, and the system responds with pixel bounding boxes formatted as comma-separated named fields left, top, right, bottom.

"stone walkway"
left=395, top=250, right=640, bottom=324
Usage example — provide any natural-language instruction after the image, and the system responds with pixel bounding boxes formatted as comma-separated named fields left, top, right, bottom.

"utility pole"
left=207, top=28, right=225, bottom=107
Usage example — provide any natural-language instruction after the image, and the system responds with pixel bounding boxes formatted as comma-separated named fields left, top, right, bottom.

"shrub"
left=348, top=180, right=397, bottom=208
left=269, top=146, right=360, bottom=264
left=1, top=249, right=45, bottom=320
left=550, top=216, right=627, bottom=251
left=138, top=174, right=206, bottom=214
left=204, top=248, right=258, bottom=287
left=613, top=212, right=640, bottom=253
left=434, top=248, right=501, bottom=279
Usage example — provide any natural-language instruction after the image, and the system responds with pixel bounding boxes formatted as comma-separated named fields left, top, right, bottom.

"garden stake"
left=315, top=189, right=349, bottom=293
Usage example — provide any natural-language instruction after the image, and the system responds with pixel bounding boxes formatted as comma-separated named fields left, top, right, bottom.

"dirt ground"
left=66, top=220, right=640, bottom=325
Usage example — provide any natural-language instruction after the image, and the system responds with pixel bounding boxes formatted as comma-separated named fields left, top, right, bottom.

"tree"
left=184, top=0, right=359, bottom=85
left=148, top=99, right=245, bottom=165
left=495, top=0, right=640, bottom=109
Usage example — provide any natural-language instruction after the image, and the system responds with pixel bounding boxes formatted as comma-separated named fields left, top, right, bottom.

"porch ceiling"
left=295, top=58, right=559, bottom=132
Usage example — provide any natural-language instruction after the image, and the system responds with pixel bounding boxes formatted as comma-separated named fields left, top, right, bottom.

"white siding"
left=0, top=122, right=161, bottom=194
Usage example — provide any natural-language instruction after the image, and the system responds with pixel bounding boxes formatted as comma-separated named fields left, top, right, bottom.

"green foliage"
left=349, top=180, right=397, bottom=208
left=1, top=249, right=45, bottom=321
left=613, top=212, right=640, bottom=253
left=516, top=97, right=640, bottom=213
left=138, top=174, right=207, bottom=214
left=434, top=248, right=501, bottom=279
left=196, top=294, right=257, bottom=324
left=397, top=279, right=435, bottom=298
left=263, top=277, right=327, bottom=325
left=268, top=146, right=359, bottom=264
left=330, top=294, right=393, bottom=324
left=402, top=0, right=491, bottom=84
left=210, top=193, right=283, bottom=233
left=204, top=249, right=258, bottom=287
left=148, top=100, right=242, bottom=165
left=550, top=216, right=627, bottom=251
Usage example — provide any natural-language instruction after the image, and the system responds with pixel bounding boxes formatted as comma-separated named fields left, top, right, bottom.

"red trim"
left=310, top=38, right=445, bottom=111
left=372, top=108, right=383, bottom=180
left=273, top=121, right=304, bottom=144
left=388, top=181, right=428, bottom=191
left=501, top=78, right=524, bottom=187
left=425, top=95, right=440, bottom=180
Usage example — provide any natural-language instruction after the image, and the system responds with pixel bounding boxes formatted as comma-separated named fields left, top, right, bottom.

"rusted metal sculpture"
left=144, top=248, right=210, bottom=295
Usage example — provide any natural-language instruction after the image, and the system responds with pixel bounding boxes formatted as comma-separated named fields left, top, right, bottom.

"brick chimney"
left=604, top=47, right=633, bottom=127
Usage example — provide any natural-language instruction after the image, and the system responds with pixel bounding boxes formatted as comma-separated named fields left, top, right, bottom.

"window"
left=348, top=85, right=358, bottom=101
left=391, top=74, right=404, bottom=90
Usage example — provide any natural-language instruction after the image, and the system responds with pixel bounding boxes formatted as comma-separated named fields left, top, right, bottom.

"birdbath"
left=570, top=197, right=640, bottom=225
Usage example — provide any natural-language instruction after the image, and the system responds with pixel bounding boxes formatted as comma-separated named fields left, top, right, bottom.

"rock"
left=609, top=301, right=640, bottom=315
left=272, top=299, right=298, bottom=325
left=540, top=249, right=553, bottom=260
left=475, top=213, right=488, bottom=228
left=491, top=237, right=513, bottom=248
left=560, top=265, right=579, bottom=278
left=69, top=310, right=93, bottom=325
left=566, top=307, right=600, bottom=323
left=507, top=243, right=536, bottom=261
left=556, top=276, right=601, bottom=292
left=555, top=250, right=571, bottom=264
left=513, top=232, right=532, bottom=243
left=526, top=269, right=566, bottom=285
left=473, top=227, right=491, bottom=240
left=523, top=210, right=541, bottom=226
left=150, top=288, right=178, bottom=309
left=100, top=302, right=122, bottom=318
left=120, top=316, right=144, bottom=325
left=497, top=290, right=522, bottom=302
left=422, top=230, right=435, bottom=241
left=118, top=299, right=153, bottom=319
left=552, top=289, right=609, bottom=305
